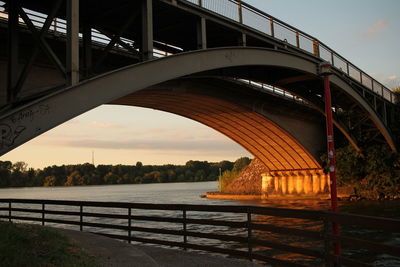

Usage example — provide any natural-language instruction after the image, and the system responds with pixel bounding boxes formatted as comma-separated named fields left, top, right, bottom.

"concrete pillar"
left=281, top=173, right=288, bottom=195
left=303, top=172, right=312, bottom=195
left=261, top=173, right=273, bottom=198
left=312, top=171, right=321, bottom=194
left=274, top=173, right=280, bottom=194
left=320, top=172, right=327, bottom=193
left=288, top=172, right=295, bottom=194
left=296, top=171, right=304, bottom=194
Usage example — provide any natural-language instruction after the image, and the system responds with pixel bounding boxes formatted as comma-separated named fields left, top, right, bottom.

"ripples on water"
left=0, top=181, right=399, bottom=266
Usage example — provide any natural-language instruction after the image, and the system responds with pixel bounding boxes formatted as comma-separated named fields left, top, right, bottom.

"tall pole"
left=320, top=63, right=340, bottom=256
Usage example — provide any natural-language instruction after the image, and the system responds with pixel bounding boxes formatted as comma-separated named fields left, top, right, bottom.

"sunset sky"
left=1, top=0, right=399, bottom=169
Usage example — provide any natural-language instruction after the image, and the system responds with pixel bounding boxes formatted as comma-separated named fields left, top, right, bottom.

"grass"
left=0, top=221, right=98, bottom=267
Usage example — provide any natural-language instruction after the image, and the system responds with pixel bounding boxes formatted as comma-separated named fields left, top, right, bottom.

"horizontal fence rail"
left=0, top=199, right=399, bottom=267
left=181, top=0, right=395, bottom=103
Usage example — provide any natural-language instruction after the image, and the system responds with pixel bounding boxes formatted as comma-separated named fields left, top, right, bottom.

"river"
left=0, top=181, right=399, bottom=266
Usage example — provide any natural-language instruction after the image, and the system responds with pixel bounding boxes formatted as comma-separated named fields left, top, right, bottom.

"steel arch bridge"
left=0, top=0, right=398, bottom=174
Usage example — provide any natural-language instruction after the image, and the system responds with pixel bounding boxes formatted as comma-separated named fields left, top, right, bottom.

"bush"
left=321, top=144, right=400, bottom=198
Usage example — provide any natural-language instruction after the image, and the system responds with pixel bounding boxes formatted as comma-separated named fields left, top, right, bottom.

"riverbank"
left=207, top=184, right=400, bottom=201
left=206, top=186, right=354, bottom=200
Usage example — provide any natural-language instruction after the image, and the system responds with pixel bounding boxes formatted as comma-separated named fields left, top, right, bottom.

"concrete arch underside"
left=112, top=88, right=320, bottom=171
left=0, top=47, right=395, bottom=159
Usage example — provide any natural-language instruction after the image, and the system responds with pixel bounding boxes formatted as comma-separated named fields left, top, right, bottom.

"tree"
left=65, top=170, right=83, bottom=186
left=194, top=169, right=206, bottom=182
left=135, top=161, right=143, bottom=169
left=220, top=170, right=236, bottom=191
left=103, top=172, right=119, bottom=184
left=43, top=176, right=56, bottom=187
left=232, top=157, right=251, bottom=173
left=0, top=161, right=12, bottom=187
left=217, top=160, right=234, bottom=172
left=0, top=158, right=244, bottom=188
left=12, top=161, right=28, bottom=173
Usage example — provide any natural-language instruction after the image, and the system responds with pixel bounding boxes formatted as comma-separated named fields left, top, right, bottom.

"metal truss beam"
left=7, top=0, right=19, bottom=103
left=196, top=17, right=207, bottom=49
left=141, top=0, right=153, bottom=60
left=94, top=9, right=140, bottom=71
left=16, top=0, right=64, bottom=97
left=66, top=0, right=79, bottom=85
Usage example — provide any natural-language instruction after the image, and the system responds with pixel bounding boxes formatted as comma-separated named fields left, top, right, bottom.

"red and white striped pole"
left=320, top=63, right=341, bottom=256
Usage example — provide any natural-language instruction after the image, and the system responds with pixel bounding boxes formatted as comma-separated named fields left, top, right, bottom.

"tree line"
left=0, top=157, right=251, bottom=188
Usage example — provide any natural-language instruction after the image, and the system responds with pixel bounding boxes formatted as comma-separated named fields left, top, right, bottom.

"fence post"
left=8, top=201, right=11, bottom=222
left=269, top=18, right=274, bottom=37
left=238, top=0, right=243, bottom=24
left=128, top=207, right=132, bottom=243
left=247, top=209, right=253, bottom=261
left=313, top=40, right=320, bottom=57
left=295, top=31, right=300, bottom=48
left=42, top=203, right=45, bottom=226
left=80, top=205, right=83, bottom=231
left=183, top=208, right=187, bottom=250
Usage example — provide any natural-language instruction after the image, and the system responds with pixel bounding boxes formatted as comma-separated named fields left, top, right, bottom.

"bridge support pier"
left=261, top=170, right=329, bottom=197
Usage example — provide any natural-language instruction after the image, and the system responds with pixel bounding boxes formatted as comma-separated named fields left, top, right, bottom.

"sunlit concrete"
left=261, top=170, right=329, bottom=197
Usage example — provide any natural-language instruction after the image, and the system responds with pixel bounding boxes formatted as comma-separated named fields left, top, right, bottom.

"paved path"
left=54, top=228, right=264, bottom=267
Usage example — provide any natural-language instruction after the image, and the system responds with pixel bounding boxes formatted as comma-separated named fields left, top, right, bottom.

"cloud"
left=370, top=73, right=400, bottom=88
left=89, top=121, right=122, bottom=129
left=60, top=138, right=241, bottom=152
left=364, top=20, right=388, bottom=37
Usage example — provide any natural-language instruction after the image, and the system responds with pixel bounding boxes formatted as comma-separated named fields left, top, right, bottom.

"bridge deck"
left=0, top=0, right=398, bottom=157
left=2, top=0, right=394, bottom=103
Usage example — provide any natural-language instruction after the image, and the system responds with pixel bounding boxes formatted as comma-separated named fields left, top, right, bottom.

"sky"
left=1, top=0, right=399, bottom=169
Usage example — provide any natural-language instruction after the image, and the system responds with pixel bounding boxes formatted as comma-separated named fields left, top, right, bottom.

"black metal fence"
left=0, top=198, right=399, bottom=267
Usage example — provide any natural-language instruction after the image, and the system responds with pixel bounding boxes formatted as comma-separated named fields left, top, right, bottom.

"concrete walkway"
left=54, top=228, right=264, bottom=267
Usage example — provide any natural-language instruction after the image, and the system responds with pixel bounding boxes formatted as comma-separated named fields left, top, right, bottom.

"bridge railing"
left=1, top=198, right=399, bottom=266
left=233, top=78, right=308, bottom=105
left=183, top=0, right=395, bottom=104
left=0, top=5, right=168, bottom=59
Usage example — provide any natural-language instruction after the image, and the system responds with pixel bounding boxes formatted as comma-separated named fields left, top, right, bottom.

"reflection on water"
left=0, top=182, right=399, bottom=266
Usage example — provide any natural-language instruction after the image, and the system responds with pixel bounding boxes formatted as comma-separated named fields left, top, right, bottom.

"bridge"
left=0, top=0, right=398, bottom=195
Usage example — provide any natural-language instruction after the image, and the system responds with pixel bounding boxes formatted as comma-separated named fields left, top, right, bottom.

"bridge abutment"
left=261, top=169, right=329, bottom=198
